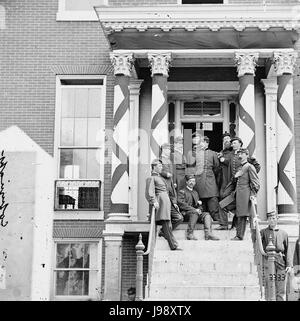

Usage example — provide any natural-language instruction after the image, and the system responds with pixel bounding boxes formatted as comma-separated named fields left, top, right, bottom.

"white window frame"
left=54, top=75, right=106, bottom=220
left=56, top=0, right=108, bottom=21
left=51, top=238, right=103, bottom=301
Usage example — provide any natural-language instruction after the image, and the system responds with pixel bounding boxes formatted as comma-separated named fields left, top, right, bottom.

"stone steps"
left=148, top=285, right=260, bottom=301
left=147, top=224, right=260, bottom=301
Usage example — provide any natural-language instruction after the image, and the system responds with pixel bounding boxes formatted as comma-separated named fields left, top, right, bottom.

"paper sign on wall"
left=203, top=123, right=213, bottom=131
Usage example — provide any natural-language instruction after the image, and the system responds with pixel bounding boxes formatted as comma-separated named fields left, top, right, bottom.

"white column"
left=148, top=53, right=172, bottom=160
left=129, top=79, right=143, bottom=221
left=108, top=53, right=134, bottom=220
left=174, top=100, right=181, bottom=138
left=234, top=52, right=259, bottom=157
left=273, top=51, right=298, bottom=220
left=261, top=78, right=278, bottom=214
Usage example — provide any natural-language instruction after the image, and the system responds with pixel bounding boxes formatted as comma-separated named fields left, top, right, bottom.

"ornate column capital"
left=234, top=52, right=259, bottom=77
left=148, top=53, right=172, bottom=77
left=110, top=53, right=135, bottom=77
left=273, top=52, right=298, bottom=76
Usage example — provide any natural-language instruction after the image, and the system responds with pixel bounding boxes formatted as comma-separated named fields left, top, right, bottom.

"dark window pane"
left=55, top=271, right=69, bottom=295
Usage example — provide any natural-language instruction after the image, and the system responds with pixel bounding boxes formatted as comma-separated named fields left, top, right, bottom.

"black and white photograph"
left=1, top=0, right=300, bottom=306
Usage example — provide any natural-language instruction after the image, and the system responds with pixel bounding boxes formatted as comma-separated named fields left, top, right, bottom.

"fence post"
left=135, top=233, right=145, bottom=301
left=266, top=235, right=276, bottom=301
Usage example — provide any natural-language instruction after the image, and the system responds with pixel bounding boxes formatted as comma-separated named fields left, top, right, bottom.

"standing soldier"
left=160, top=143, right=184, bottom=231
left=192, top=135, right=220, bottom=222
left=217, top=132, right=232, bottom=198
left=145, top=159, right=181, bottom=251
left=177, top=174, right=219, bottom=241
left=218, top=137, right=260, bottom=229
left=259, top=212, right=292, bottom=301
left=232, top=148, right=260, bottom=241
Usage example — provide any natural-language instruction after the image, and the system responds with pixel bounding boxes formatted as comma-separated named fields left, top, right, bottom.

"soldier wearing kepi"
left=190, top=135, right=220, bottom=223
left=231, top=148, right=260, bottom=241
left=177, top=174, right=219, bottom=241
left=145, top=159, right=181, bottom=251
left=258, top=211, right=292, bottom=301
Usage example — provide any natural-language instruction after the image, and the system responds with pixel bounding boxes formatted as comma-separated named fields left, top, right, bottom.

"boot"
left=204, top=214, right=220, bottom=241
left=187, top=213, right=198, bottom=240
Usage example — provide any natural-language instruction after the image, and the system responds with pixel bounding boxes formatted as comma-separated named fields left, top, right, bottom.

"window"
left=183, top=101, right=221, bottom=117
left=54, top=242, right=100, bottom=299
left=55, top=76, right=105, bottom=211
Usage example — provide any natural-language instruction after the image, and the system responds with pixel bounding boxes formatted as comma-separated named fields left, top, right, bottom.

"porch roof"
left=95, top=4, right=300, bottom=50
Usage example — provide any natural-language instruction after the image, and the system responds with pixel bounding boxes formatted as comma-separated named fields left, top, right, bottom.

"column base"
left=277, top=213, right=299, bottom=224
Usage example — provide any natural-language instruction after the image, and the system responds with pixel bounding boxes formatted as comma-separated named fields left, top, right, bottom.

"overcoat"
left=187, top=148, right=220, bottom=198
left=235, top=162, right=260, bottom=217
left=145, top=172, right=171, bottom=222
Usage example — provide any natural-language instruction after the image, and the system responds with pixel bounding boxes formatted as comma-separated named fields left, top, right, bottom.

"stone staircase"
left=145, top=223, right=261, bottom=301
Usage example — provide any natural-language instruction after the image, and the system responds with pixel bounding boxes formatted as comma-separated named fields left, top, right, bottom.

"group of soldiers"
left=144, top=132, right=300, bottom=301
left=145, top=132, right=261, bottom=250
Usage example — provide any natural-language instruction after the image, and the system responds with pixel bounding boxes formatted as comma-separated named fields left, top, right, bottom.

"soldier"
left=217, top=132, right=232, bottom=198
left=177, top=174, right=219, bottom=241
left=259, top=211, right=292, bottom=301
left=145, top=159, right=181, bottom=251
left=191, top=135, right=220, bottom=223
left=160, top=143, right=184, bottom=231
left=217, top=137, right=260, bottom=230
left=232, top=148, right=260, bottom=241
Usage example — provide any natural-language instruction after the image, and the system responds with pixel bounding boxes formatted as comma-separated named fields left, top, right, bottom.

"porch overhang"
left=94, top=4, right=300, bottom=50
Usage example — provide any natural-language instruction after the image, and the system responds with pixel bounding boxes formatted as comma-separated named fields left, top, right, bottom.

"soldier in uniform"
left=189, top=135, right=220, bottom=223
left=259, top=211, right=292, bottom=301
left=160, top=143, right=184, bottom=231
left=217, top=137, right=260, bottom=230
left=232, top=148, right=260, bottom=241
left=145, top=159, right=181, bottom=251
left=177, top=174, right=219, bottom=241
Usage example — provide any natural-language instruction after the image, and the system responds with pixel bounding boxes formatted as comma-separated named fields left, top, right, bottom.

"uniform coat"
left=235, top=161, right=260, bottom=217
left=187, top=148, right=220, bottom=198
left=145, top=172, right=171, bottom=222
left=177, top=186, right=201, bottom=217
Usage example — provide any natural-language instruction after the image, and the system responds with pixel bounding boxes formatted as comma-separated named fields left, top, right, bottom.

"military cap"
left=185, top=174, right=195, bottom=181
left=222, top=132, right=231, bottom=139
left=238, top=148, right=249, bottom=155
left=151, top=158, right=162, bottom=167
left=266, top=211, right=278, bottom=218
left=230, top=137, right=243, bottom=146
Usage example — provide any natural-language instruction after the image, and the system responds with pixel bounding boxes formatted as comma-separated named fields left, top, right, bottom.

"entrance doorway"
left=182, top=122, right=223, bottom=160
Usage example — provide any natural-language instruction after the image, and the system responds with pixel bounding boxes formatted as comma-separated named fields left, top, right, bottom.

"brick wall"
left=1, top=0, right=114, bottom=216
left=121, top=233, right=149, bottom=301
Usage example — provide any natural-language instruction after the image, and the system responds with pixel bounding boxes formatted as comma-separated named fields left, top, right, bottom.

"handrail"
left=135, top=206, right=157, bottom=301
left=144, top=206, right=156, bottom=256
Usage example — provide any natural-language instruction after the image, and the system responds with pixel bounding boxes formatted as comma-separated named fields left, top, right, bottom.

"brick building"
left=0, top=0, right=300, bottom=300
